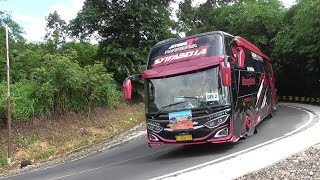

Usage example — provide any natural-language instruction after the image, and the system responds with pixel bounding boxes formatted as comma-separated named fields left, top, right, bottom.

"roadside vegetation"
left=0, top=0, right=319, bottom=171
left=0, top=102, right=144, bottom=172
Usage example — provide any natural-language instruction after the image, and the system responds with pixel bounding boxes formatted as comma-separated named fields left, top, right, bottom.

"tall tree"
left=69, top=0, right=176, bottom=83
left=45, top=10, right=67, bottom=50
left=0, top=11, right=24, bottom=40
left=176, top=0, right=200, bottom=35
left=69, top=0, right=174, bottom=49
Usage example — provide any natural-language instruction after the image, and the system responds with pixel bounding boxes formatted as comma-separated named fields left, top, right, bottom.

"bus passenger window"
left=244, top=50, right=264, bottom=73
left=244, top=50, right=255, bottom=71
left=256, top=61, right=264, bottom=73
left=224, top=36, right=233, bottom=56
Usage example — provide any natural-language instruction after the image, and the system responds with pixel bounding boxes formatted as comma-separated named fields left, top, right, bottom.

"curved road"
left=1, top=105, right=315, bottom=180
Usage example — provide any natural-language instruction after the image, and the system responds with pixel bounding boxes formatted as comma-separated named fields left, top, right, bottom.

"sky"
left=0, top=0, right=296, bottom=42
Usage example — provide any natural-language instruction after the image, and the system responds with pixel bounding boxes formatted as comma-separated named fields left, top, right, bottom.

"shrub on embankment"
left=0, top=54, right=122, bottom=124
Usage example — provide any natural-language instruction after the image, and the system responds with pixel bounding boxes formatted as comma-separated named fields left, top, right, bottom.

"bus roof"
left=151, top=31, right=271, bottom=62
left=151, top=31, right=227, bottom=49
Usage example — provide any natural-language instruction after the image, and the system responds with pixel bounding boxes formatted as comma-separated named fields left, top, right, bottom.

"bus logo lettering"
left=153, top=46, right=208, bottom=67
left=242, top=77, right=256, bottom=86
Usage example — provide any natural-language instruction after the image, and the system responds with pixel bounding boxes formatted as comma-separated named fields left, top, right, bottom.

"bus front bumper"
left=147, top=124, right=239, bottom=145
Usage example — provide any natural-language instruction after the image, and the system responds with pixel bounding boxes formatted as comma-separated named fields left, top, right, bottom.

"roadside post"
left=5, top=24, right=12, bottom=165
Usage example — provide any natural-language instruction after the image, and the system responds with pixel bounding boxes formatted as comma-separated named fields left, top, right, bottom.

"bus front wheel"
left=245, top=110, right=256, bottom=137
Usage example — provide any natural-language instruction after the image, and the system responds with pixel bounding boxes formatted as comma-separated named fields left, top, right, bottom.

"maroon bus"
left=123, top=31, right=278, bottom=145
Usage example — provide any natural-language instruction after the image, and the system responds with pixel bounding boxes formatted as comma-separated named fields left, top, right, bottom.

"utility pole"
left=1, top=0, right=12, bottom=165
left=6, top=25, right=12, bottom=165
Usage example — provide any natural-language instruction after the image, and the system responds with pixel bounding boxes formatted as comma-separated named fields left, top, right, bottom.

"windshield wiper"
left=151, top=101, right=189, bottom=119
left=176, top=96, right=214, bottom=112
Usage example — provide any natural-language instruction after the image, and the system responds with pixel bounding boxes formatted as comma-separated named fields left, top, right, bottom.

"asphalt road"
left=1, top=105, right=314, bottom=180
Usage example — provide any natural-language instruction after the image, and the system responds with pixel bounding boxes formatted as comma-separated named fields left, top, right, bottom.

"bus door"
left=268, top=63, right=277, bottom=107
left=238, top=49, right=266, bottom=134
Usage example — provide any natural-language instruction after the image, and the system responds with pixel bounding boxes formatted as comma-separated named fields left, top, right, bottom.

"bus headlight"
left=204, top=115, right=229, bottom=129
left=147, top=123, right=164, bottom=133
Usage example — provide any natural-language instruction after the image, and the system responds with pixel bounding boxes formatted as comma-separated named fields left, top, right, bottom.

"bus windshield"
left=147, top=34, right=223, bottom=69
left=146, top=67, right=230, bottom=113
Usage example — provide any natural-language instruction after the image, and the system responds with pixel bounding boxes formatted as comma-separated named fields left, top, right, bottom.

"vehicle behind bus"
left=123, top=31, right=278, bottom=145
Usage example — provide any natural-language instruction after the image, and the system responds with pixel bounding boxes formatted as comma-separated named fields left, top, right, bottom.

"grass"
left=0, top=102, right=145, bottom=173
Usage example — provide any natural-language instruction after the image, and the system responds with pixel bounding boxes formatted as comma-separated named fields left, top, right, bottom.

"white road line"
left=150, top=106, right=314, bottom=180
left=49, top=146, right=175, bottom=180
left=284, top=106, right=313, bottom=136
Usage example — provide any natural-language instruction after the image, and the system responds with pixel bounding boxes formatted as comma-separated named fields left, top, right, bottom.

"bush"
left=0, top=154, right=7, bottom=167
left=0, top=53, right=122, bottom=124
left=0, top=81, right=43, bottom=122
left=84, top=63, right=122, bottom=108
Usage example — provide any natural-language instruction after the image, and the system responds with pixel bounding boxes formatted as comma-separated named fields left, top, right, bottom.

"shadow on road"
left=153, top=142, right=238, bottom=160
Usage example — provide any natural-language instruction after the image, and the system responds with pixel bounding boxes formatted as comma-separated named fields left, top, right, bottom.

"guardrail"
left=278, top=96, right=320, bottom=105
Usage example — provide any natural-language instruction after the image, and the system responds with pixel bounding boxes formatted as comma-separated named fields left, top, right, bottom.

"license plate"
left=175, top=135, right=192, bottom=141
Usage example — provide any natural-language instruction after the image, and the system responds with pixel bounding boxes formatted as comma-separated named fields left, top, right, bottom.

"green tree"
left=45, top=10, right=67, bottom=50
left=176, top=0, right=284, bottom=55
left=31, top=54, right=86, bottom=113
left=11, top=43, right=47, bottom=82
left=0, top=11, right=24, bottom=40
left=176, top=0, right=199, bottom=35
left=273, top=0, right=320, bottom=97
left=69, top=0, right=176, bottom=83
left=0, top=11, right=26, bottom=82
left=60, top=42, right=98, bottom=67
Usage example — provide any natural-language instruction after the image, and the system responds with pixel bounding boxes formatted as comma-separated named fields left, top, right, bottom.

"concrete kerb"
left=157, top=103, right=320, bottom=180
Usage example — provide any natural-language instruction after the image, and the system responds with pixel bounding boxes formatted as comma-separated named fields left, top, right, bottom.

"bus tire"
left=245, top=109, right=255, bottom=137
left=267, top=97, right=274, bottom=119
left=269, top=105, right=274, bottom=118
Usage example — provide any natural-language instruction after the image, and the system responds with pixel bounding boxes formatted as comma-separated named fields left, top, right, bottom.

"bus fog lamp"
left=214, top=127, right=229, bottom=138
left=149, top=134, right=159, bottom=141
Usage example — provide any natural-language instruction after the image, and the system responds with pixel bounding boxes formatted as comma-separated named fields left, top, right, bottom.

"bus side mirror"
left=220, top=59, right=231, bottom=87
left=123, top=78, right=133, bottom=100
left=122, top=74, right=142, bottom=100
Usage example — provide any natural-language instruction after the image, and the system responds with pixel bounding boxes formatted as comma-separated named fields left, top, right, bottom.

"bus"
left=123, top=31, right=278, bottom=145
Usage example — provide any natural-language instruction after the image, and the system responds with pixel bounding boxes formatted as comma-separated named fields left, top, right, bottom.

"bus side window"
left=224, top=36, right=233, bottom=56
left=244, top=49, right=255, bottom=71
left=244, top=50, right=264, bottom=73
left=256, top=61, right=264, bottom=73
